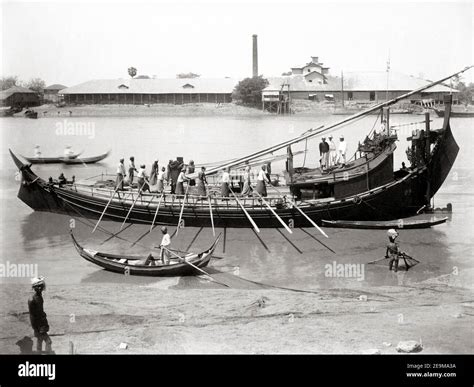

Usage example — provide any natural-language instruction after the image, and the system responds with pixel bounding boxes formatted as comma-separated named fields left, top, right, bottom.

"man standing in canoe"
left=159, top=226, right=171, bottom=264
left=256, top=165, right=270, bottom=197
left=116, top=158, right=126, bottom=190
left=34, top=145, right=41, bottom=158
left=28, top=276, right=53, bottom=353
left=197, top=166, right=208, bottom=197
left=221, top=168, right=231, bottom=197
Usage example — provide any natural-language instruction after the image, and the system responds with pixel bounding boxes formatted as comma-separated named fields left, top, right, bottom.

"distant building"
left=60, top=78, right=237, bottom=105
left=44, top=84, right=67, bottom=103
left=0, top=86, right=40, bottom=107
left=289, top=56, right=330, bottom=85
left=263, top=71, right=458, bottom=104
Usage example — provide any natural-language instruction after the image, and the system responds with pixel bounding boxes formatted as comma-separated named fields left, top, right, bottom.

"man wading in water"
left=385, top=229, right=405, bottom=272
left=28, top=276, right=53, bottom=353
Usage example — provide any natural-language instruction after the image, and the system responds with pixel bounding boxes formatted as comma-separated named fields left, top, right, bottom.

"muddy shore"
left=1, top=269, right=472, bottom=354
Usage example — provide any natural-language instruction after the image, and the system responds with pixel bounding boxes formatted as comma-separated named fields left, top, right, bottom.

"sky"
left=1, top=0, right=473, bottom=86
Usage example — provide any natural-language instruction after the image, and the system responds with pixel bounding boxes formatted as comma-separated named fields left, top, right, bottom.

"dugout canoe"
left=61, top=150, right=110, bottom=165
left=71, top=231, right=221, bottom=276
left=322, top=217, right=448, bottom=230
left=22, top=151, right=83, bottom=164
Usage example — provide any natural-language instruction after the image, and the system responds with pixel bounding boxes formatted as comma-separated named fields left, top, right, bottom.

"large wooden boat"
left=71, top=231, right=221, bottom=276
left=9, top=68, right=468, bottom=229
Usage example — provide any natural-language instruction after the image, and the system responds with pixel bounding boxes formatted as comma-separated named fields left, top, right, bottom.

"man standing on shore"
left=28, top=276, right=53, bottom=353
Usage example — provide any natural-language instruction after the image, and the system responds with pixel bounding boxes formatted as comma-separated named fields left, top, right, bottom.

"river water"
left=0, top=112, right=473, bottom=290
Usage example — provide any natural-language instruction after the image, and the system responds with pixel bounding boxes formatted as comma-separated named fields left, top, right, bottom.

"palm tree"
left=128, top=67, right=137, bottom=78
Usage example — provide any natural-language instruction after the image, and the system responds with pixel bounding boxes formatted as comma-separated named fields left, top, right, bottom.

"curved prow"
left=206, top=233, right=222, bottom=255
left=9, top=149, right=28, bottom=170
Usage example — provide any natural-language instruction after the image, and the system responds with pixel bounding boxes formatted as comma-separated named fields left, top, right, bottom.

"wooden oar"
left=268, top=184, right=328, bottom=238
left=229, top=187, right=260, bottom=233
left=150, top=192, right=164, bottom=233
left=163, top=247, right=229, bottom=288
left=120, top=183, right=147, bottom=230
left=204, top=182, right=215, bottom=236
left=92, top=175, right=124, bottom=233
left=176, top=183, right=190, bottom=235
left=252, top=187, right=292, bottom=234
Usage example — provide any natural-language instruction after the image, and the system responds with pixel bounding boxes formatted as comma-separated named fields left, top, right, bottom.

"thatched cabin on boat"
left=60, top=78, right=237, bottom=105
left=263, top=71, right=458, bottom=105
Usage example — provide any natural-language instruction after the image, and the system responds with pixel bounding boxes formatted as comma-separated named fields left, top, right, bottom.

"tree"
left=128, top=67, right=137, bottom=78
left=176, top=72, right=200, bottom=79
left=25, top=78, right=46, bottom=94
left=281, top=71, right=292, bottom=76
left=455, top=81, right=474, bottom=106
left=232, top=76, right=269, bottom=106
left=0, top=76, right=19, bottom=90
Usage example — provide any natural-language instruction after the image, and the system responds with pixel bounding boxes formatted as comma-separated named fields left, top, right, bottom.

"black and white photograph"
left=0, top=0, right=472, bottom=383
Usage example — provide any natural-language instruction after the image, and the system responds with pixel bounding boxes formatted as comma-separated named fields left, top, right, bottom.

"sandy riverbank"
left=8, top=101, right=366, bottom=118
left=1, top=269, right=472, bottom=354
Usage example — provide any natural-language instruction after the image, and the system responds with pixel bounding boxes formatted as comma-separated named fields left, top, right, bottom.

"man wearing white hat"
left=28, top=276, right=53, bottom=353
left=337, top=135, right=347, bottom=166
left=385, top=229, right=403, bottom=272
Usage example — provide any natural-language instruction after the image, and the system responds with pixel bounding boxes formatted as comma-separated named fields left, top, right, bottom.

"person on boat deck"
left=197, top=166, right=208, bottom=197
left=385, top=229, right=405, bottom=272
left=328, top=135, right=337, bottom=167
left=319, top=137, right=330, bottom=171
left=176, top=167, right=188, bottom=197
left=128, top=156, right=138, bottom=186
left=137, top=164, right=150, bottom=193
left=57, top=172, right=74, bottom=186
left=116, top=158, right=126, bottom=190
left=150, top=160, right=159, bottom=186
left=159, top=226, right=171, bottom=264
left=186, top=160, right=196, bottom=187
left=256, top=165, right=270, bottom=197
left=157, top=166, right=166, bottom=193
left=34, top=145, right=41, bottom=158
left=380, top=119, right=387, bottom=134
left=401, top=162, right=409, bottom=171
left=221, top=168, right=231, bottom=197
left=63, top=145, right=74, bottom=159
left=28, top=276, right=53, bottom=353
left=241, top=165, right=252, bottom=197
left=337, top=135, right=347, bottom=165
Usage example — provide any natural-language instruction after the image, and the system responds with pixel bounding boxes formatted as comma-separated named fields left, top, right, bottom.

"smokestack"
left=252, top=34, right=258, bottom=78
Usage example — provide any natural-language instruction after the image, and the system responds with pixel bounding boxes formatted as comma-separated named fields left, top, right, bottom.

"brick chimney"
left=252, top=34, right=258, bottom=77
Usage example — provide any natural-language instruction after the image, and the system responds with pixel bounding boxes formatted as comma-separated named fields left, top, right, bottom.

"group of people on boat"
left=318, top=134, right=347, bottom=171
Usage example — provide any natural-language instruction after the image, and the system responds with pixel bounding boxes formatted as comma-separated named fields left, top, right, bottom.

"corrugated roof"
left=60, top=78, right=238, bottom=94
left=264, top=72, right=457, bottom=93
left=45, top=84, right=67, bottom=90
left=0, top=86, right=36, bottom=100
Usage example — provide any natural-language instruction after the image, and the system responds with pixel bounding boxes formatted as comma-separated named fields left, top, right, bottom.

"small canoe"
left=22, top=151, right=83, bottom=164
left=62, top=151, right=110, bottom=165
left=71, top=231, right=221, bottom=277
left=322, top=217, right=448, bottom=230
left=433, top=108, right=474, bottom=118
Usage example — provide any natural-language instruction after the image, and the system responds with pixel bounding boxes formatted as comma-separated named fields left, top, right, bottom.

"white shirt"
left=158, top=170, right=165, bottom=181
left=222, top=171, right=230, bottom=183
left=64, top=148, right=74, bottom=157
left=338, top=140, right=347, bottom=154
left=137, top=167, right=147, bottom=179
left=177, top=171, right=186, bottom=183
left=34, top=149, right=41, bottom=157
left=328, top=140, right=336, bottom=151
left=257, top=170, right=267, bottom=181
left=117, top=163, right=126, bottom=175
left=161, top=233, right=171, bottom=247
